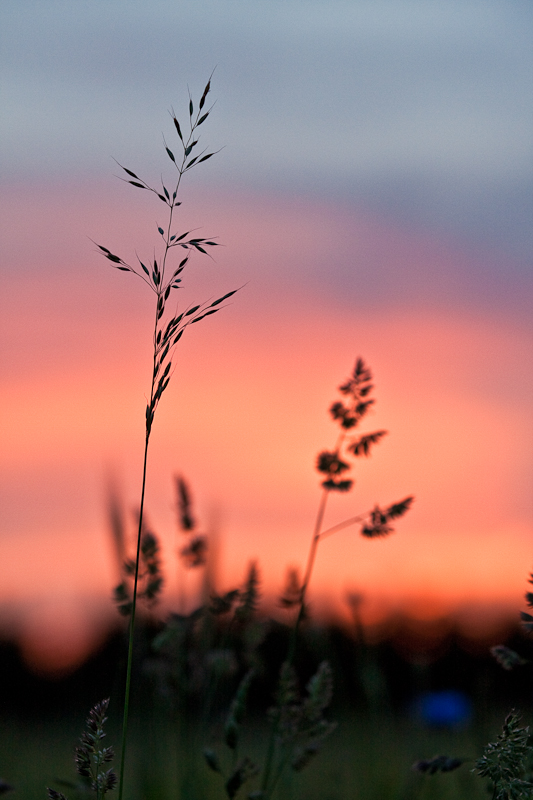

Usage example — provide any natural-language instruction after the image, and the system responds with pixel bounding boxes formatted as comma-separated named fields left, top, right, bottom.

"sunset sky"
left=1, top=1, right=532, bottom=671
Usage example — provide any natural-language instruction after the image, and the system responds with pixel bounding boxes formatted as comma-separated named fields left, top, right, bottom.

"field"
left=2, top=56, right=531, bottom=800
left=0, top=713, right=491, bottom=800
left=1, top=616, right=531, bottom=799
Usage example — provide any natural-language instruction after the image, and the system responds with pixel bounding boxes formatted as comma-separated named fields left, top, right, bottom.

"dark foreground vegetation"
left=5, top=76, right=530, bottom=800
left=1, top=612, right=532, bottom=799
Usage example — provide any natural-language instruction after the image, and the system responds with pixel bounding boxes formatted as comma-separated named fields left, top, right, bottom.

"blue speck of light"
left=416, top=690, right=472, bottom=728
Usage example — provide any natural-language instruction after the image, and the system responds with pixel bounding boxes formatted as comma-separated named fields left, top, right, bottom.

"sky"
left=1, top=0, right=532, bottom=672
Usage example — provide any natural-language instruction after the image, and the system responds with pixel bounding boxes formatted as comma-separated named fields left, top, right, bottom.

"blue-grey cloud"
left=1, top=0, right=532, bottom=263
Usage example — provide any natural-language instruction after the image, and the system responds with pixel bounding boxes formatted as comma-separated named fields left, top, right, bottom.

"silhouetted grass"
left=9, top=77, right=531, bottom=800
left=0, top=704, right=513, bottom=800
left=2, top=607, right=532, bottom=798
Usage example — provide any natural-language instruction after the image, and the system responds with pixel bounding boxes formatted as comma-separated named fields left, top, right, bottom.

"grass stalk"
left=117, top=427, right=150, bottom=800
left=261, top=361, right=413, bottom=797
left=262, top=447, right=336, bottom=795
left=93, top=75, right=239, bottom=799
left=117, top=213, right=170, bottom=800
left=286, top=485, right=329, bottom=667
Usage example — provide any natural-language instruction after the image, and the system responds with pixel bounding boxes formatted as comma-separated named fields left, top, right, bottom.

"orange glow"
left=1, top=185, right=531, bottom=668
left=16, top=599, right=111, bottom=677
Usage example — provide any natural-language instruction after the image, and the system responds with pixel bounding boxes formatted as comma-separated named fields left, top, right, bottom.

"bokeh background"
left=1, top=0, right=532, bottom=675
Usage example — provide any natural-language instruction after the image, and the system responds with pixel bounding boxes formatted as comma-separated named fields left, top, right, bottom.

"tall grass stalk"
left=288, top=358, right=412, bottom=660
left=94, top=76, right=237, bottom=800
left=260, top=359, right=413, bottom=798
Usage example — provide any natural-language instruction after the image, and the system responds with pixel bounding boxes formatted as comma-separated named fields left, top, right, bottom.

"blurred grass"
left=1, top=716, right=82, bottom=800
left=0, top=708, right=500, bottom=800
left=0, top=612, right=523, bottom=800
left=1, top=617, right=530, bottom=799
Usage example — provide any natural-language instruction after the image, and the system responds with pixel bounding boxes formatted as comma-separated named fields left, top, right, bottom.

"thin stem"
left=95, top=748, right=103, bottom=800
left=159, top=199, right=175, bottom=287
left=118, top=301, right=160, bottom=800
left=112, top=86, right=217, bottom=800
left=288, top=487, right=329, bottom=663
left=318, top=512, right=365, bottom=541
left=302, top=488, right=329, bottom=596
left=117, top=428, right=151, bottom=800
left=262, top=429, right=348, bottom=795
left=290, top=429, right=346, bottom=655
left=117, top=117, right=200, bottom=800
left=262, top=487, right=331, bottom=795
left=260, top=711, right=278, bottom=796
left=268, top=745, right=293, bottom=799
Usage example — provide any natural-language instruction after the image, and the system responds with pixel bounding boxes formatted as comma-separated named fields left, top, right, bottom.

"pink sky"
left=1, top=183, right=532, bottom=672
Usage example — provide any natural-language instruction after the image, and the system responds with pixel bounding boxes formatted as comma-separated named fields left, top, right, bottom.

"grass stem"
left=262, top=485, right=331, bottom=795
left=117, top=428, right=151, bottom=800
left=109, top=78, right=226, bottom=800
